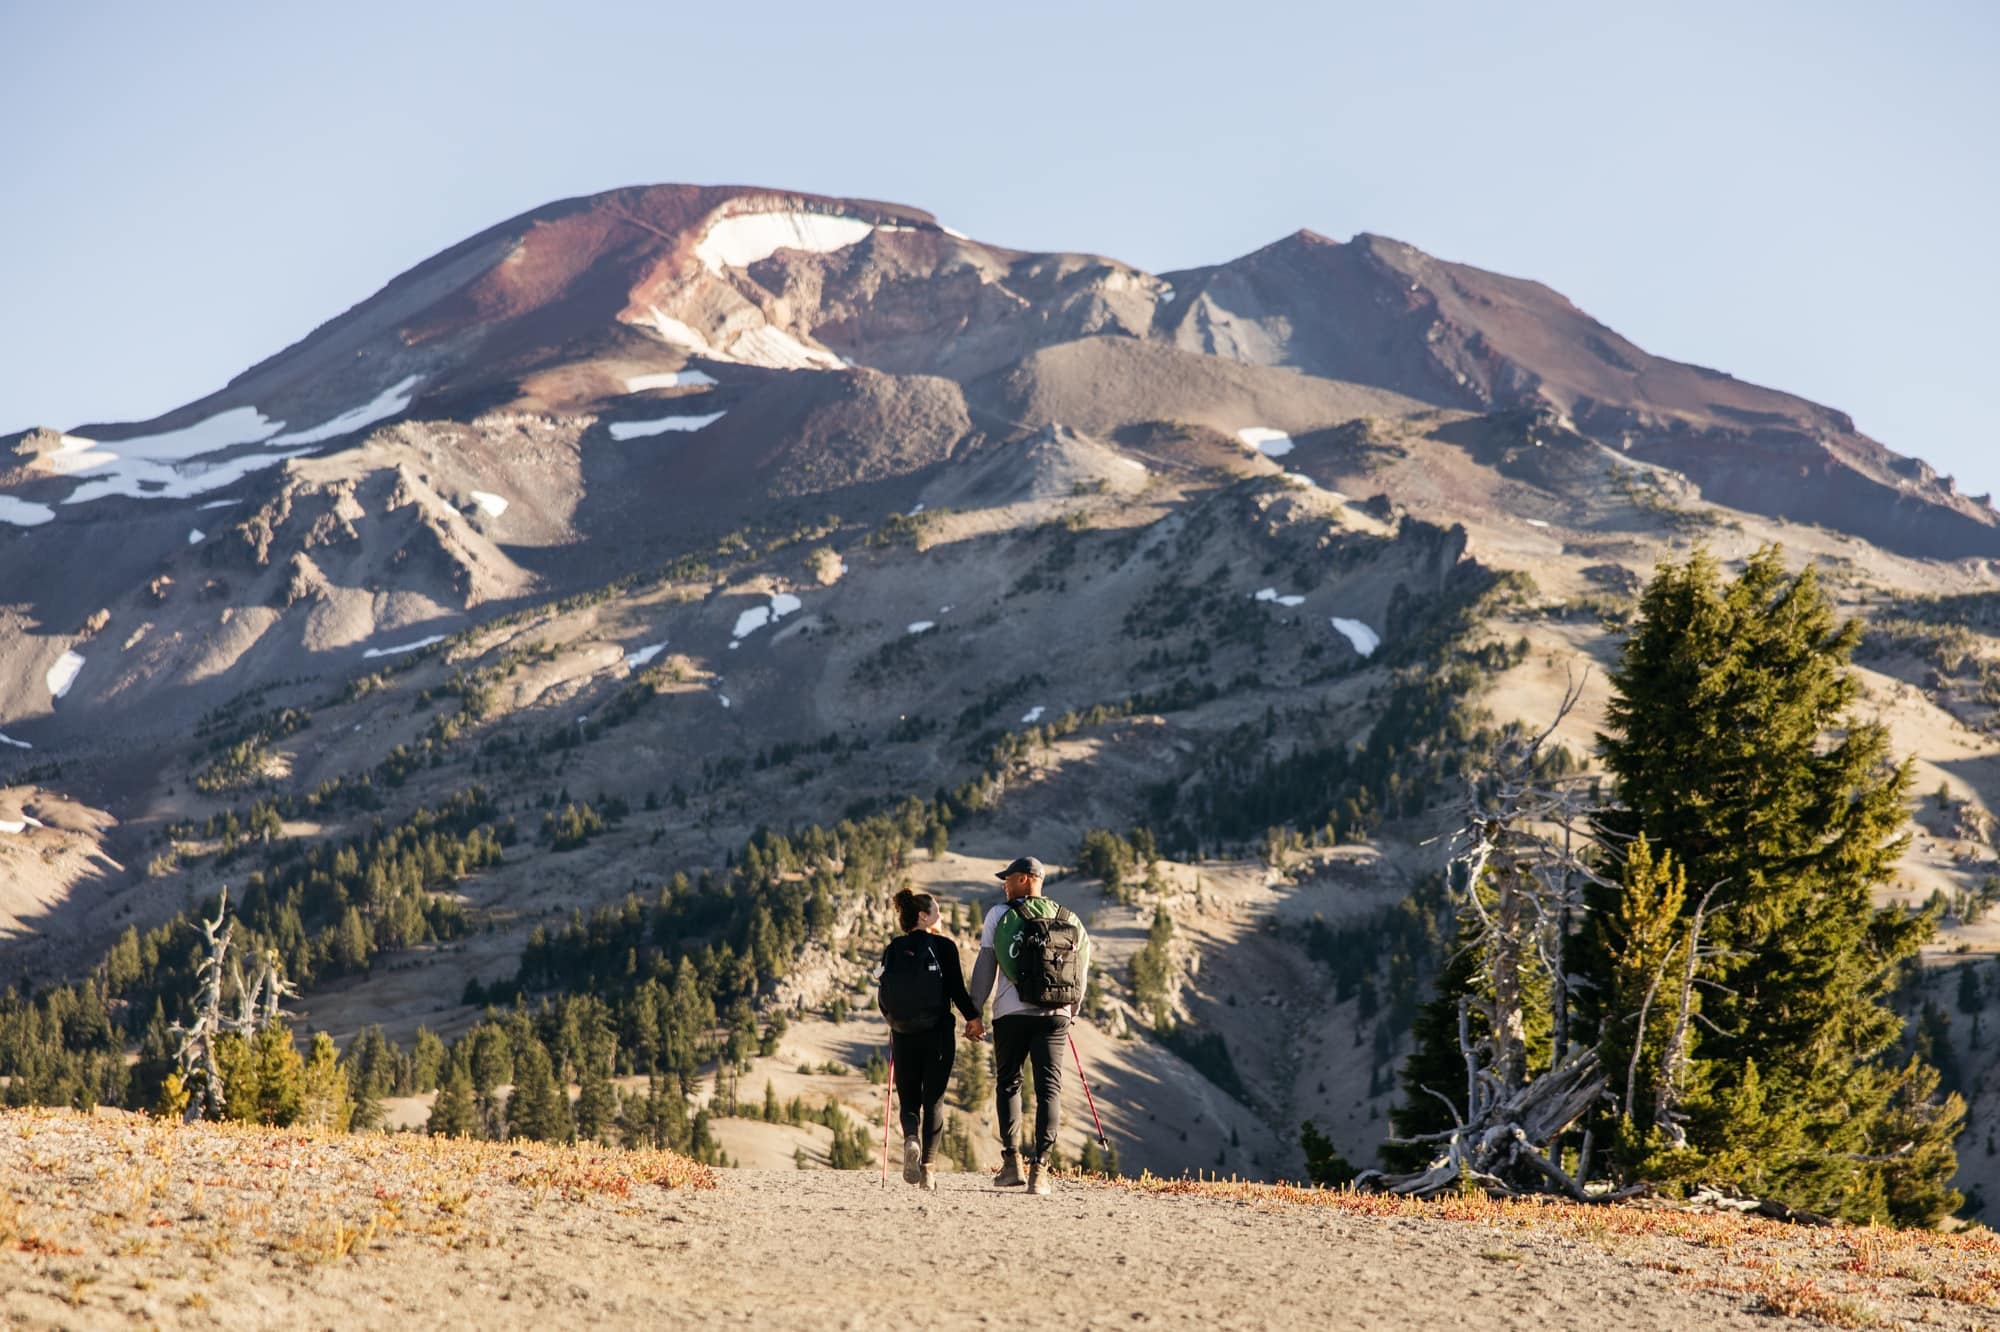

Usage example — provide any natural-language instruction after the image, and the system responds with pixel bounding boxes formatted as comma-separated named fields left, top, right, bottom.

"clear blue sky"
left=4, top=1, right=1994, bottom=492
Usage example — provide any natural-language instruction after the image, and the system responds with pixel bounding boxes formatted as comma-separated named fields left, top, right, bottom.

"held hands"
left=964, top=1017, right=986, bottom=1042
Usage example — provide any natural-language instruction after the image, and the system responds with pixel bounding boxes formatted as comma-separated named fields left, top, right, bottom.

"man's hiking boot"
left=993, top=1153, right=1025, bottom=1188
left=920, top=1165, right=937, bottom=1192
left=1026, top=1160, right=1051, bottom=1196
left=902, top=1136, right=923, bottom=1186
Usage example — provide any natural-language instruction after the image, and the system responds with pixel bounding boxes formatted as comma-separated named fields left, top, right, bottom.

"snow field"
left=730, top=592, right=803, bottom=644
left=608, top=411, right=727, bottom=441
left=1253, top=587, right=1306, bottom=608
left=270, top=376, right=421, bottom=446
left=1020, top=706, right=1046, bottom=725
left=0, top=731, right=31, bottom=750
left=0, top=496, right=55, bottom=527
left=362, top=634, right=446, bottom=659
left=906, top=621, right=935, bottom=635
left=625, top=641, right=668, bottom=670
left=469, top=492, right=509, bottom=518
left=0, top=816, right=45, bottom=836
left=694, top=211, right=875, bottom=274
left=623, top=370, right=718, bottom=393
left=46, top=651, right=85, bottom=700
left=1331, top=618, right=1381, bottom=656
left=1236, top=426, right=1295, bottom=458
left=188, top=529, right=205, bottom=545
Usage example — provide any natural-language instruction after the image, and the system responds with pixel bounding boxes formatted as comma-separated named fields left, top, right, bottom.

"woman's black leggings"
left=890, top=1021, right=957, bottom=1163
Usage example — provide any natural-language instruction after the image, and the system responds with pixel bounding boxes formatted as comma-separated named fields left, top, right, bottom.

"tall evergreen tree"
left=573, top=1044, right=617, bottom=1144
left=299, top=1032, right=355, bottom=1132
left=428, top=1065, right=476, bottom=1137
left=1585, top=545, right=1962, bottom=1223
left=505, top=1040, right=570, bottom=1143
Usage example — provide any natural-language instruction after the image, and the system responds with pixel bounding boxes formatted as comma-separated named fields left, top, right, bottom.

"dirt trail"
left=659, top=1170, right=1771, bottom=1331
left=6, top=1110, right=1995, bottom=1330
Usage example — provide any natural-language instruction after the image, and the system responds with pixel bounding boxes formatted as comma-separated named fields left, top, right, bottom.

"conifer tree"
left=428, top=1065, right=476, bottom=1137
left=300, top=1032, right=355, bottom=1132
left=250, top=1025, right=307, bottom=1127
left=506, top=1040, right=569, bottom=1142
left=1585, top=545, right=1963, bottom=1223
left=573, top=1045, right=617, bottom=1144
left=411, top=1027, right=448, bottom=1092
left=155, top=1070, right=191, bottom=1120
left=1596, top=836, right=1690, bottom=1151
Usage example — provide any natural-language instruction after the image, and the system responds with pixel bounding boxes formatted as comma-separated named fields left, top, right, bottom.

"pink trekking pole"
left=880, top=1051, right=894, bottom=1183
left=1067, top=1033, right=1109, bottom=1152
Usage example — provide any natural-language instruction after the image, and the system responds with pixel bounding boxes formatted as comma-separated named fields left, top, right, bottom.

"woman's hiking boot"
left=993, top=1152, right=1025, bottom=1187
left=902, top=1136, right=924, bottom=1186
left=920, top=1165, right=937, bottom=1191
left=1026, top=1160, right=1051, bottom=1196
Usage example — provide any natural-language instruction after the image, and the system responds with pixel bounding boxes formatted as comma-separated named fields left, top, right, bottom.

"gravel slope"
left=14, top=1110, right=1999, bottom=1329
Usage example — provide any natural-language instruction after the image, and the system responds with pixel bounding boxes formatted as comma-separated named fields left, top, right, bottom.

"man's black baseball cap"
left=995, top=856, right=1045, bottom=880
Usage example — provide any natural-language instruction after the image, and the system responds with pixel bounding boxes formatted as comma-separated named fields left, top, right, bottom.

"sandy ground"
left=7, top=1109, right=2000, bottom=1330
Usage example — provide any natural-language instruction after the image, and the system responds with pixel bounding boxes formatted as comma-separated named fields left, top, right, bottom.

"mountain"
left=5, top=183, right=2000, bottom=1205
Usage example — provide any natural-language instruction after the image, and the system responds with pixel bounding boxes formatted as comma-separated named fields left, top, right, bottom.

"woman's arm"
left=934, top=934, right=979, bottom=1023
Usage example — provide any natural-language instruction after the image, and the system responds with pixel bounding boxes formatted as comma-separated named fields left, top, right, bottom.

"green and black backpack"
left=996, top=898, right=1087, bottom=1008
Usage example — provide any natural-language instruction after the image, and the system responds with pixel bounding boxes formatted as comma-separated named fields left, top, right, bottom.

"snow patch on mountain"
left=1020, top=706, right=1045, bottom=724
left=362, top=634, right=446, bottom=659
left=0, top=497, right=55, bottom=527
left=625, top=641, right=668, bottom=670
left=270, top=376, right=421, bottom=446
left=0, top=731, right=32, bottom=749
left=643, top=308, right=719, bottom=356
left=469, top=491, right=509, bottom=517
left=1237, top=427, right=1295, bottom=458
left=187, top=529, right=205, bottom=545
left=724, top=326, right=842, bottom=370
left=62, top=446, right=311, bottom=505
left=62, top=408, right=284, bottom=467
left=609, top=411, right=727, bottom=441
left=907, top=621, right=935, bottom=635
left=731, top=592, right=803, bottom=644
left=46, top=651, right=85, bottom=699
left=695, top=212, right=875, bottom=274
left=624, top=370, right=718, bottom=393
left=1331, top=618, right=1380, bottom=656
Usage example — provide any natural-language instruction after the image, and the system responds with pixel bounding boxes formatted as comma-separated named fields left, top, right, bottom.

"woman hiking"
left=876, top=889, right=985, bottom=1189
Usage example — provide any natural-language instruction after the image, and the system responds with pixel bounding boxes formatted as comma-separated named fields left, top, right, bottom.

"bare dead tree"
left=1362, top=672, right=1643, bottom=1201
left=170, top=890, right=235, bottom=1122
left=1651, top=882, right=1727, bottom=1147
left=168, top=888, right=296, bottom=1122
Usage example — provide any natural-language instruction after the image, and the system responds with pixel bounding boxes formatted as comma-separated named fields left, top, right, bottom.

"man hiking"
left=969, top=855, right=1091, bottom=1196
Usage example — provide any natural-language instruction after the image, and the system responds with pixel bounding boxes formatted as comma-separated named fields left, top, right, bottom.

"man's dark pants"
left=993, top=1011, right=1068, bottom=1163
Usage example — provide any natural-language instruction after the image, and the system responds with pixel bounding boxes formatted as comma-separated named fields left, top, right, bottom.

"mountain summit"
left=6, top=179, right=2000, bottom=1216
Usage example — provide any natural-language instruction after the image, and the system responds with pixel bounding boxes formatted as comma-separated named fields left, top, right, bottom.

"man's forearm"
left=970, top=948, right=996, bottom=1010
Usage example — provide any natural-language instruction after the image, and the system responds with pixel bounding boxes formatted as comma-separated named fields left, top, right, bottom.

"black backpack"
left=877, top=934, right=947, bottom=1034
left=1007, top=899, right=1085, bottom=1008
